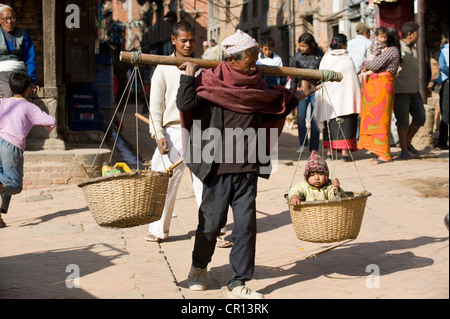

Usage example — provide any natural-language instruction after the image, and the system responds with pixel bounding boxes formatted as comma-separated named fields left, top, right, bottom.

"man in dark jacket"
left=177, top=30, right=317, bottom=299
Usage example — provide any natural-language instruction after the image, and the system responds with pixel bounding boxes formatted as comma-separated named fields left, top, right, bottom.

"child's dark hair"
left=173, top=20, right=195, bottom=37
left=329, top=34, right=347, bottom=50
left=260, top=36, right=275, bottom=48
left=9, top=71, right=31, bottom=95
left=298, top=32, right=318, bottom=52
left=375, top=27, right=388, bottom=37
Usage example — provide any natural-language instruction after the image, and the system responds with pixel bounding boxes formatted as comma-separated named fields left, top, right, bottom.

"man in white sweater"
left=144, top=21, right=202, bottom=242
left=145, top=22, right=231, bottom=247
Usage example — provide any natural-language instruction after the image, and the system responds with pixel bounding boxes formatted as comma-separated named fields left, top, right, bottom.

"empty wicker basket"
left=289, top=191, right=371, bottom=243
left=78, top=169, right=172, bottom=229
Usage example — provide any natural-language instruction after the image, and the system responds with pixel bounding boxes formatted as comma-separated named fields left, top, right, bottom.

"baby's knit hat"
left=304, top=150, right=329, bottom=181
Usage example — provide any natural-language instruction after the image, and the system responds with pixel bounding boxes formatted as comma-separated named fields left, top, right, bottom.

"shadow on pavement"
left=255, top=236, right=448, bottom=295
left=0, top=243, right=126, bottom=299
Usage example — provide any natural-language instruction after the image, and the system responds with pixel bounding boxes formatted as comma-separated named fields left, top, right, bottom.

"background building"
left=2, top=0, right=448, bottom=189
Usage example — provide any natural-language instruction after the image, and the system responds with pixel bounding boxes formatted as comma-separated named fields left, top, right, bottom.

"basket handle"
left=165, top=158, right=184, bottom=173
left=135, top=113, right=149, bottom=124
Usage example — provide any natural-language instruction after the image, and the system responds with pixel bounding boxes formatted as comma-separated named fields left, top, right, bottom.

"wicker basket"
left=289, top=191, right=371, bottom=243
left=78, top=169, right=172, bottom=229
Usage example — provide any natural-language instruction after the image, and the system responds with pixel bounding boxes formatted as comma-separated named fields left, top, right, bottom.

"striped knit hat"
left=304, top=150, right=329, bottom=182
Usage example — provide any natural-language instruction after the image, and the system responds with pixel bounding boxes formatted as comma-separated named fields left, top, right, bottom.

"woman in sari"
left=358, top=28, right=401, bottom=164
left=314, top=34, right=361, bottom=162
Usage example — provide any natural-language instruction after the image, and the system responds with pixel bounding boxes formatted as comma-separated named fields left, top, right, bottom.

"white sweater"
left=149, top=59, right=184, bottom=140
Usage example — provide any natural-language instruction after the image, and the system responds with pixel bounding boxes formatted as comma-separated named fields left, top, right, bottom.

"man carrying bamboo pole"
left=177, top=30, right=318, bottom=299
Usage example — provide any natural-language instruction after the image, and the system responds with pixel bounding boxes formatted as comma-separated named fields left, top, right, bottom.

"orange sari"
left=358, top=71, right=395, bottom=161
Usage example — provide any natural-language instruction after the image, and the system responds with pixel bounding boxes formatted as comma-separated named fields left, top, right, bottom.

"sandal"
left=407, top=145, right=420, bottom=155
left=371, top=158, right=391, bottom=165
left=216, top=236, right=233, bottom=248
left=144, top=232, right=162, bottom=242
left=0, top=218, right=6, bottom=228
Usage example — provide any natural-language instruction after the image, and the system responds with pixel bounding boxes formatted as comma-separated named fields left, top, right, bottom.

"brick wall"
left=22, top=150, right=110, bottom=191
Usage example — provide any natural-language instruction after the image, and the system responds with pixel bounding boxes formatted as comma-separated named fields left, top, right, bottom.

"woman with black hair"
left=358, top=28, right=401, bottom=164
left=290, top=33, right=324, bottom=154
left=314, top=34, right=361, bottom=161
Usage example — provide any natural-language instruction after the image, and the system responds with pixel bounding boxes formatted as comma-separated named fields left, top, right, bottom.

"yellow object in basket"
left=102, top=162, right=121, bottom=177
left=113, top=162, right=132, bottom=173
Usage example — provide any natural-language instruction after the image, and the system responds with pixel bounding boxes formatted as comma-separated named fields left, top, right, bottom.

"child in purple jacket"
left=0, top=71, right=56, bottom=227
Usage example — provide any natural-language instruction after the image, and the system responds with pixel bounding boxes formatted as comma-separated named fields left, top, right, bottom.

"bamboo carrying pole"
left=120, top=51, right=343, bottom=82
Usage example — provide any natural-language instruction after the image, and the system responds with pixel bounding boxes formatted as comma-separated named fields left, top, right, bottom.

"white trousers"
left=148, top=127, right=203, bottom=239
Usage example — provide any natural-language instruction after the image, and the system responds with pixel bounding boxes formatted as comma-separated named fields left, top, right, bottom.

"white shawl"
left=313, top=49, right=361, bottom=130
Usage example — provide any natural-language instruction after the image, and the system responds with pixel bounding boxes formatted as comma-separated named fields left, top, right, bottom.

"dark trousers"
left=438, top=81, right=449, bottom=147
left=192, top=172, right=258, bottom=291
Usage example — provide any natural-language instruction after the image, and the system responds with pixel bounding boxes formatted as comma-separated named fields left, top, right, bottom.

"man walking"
left=144, top=21, right=204, bottom=242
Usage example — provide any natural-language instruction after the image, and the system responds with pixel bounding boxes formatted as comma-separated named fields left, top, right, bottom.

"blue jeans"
left=297, top=93, right=319, bottom=151
left=0, top=137, right=24, bottom=214
left=192, top=172, right=258, bottom=291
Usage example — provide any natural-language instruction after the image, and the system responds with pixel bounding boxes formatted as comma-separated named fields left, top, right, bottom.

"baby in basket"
left=288, top=150, right=346, bottom=205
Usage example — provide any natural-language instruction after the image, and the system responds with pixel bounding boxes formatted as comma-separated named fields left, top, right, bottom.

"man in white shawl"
left=0, top=4, right=38, bottom=97
left=314, top=34, right=361, bottom=162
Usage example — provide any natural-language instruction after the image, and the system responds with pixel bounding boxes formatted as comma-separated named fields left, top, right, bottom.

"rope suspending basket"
left=287, top=69, right=371, bottom=258
left=78, top=56, right=182, bottom=229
